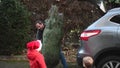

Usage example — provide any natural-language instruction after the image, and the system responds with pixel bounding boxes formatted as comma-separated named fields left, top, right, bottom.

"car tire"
left=96, top=56, right=120, bottom=68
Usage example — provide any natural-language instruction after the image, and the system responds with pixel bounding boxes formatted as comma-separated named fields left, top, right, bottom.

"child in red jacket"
left=26, top=40, right=47, bottom=68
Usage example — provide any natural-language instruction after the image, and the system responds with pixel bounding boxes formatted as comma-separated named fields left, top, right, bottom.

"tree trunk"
left=42, top=5, right=64, bottom=68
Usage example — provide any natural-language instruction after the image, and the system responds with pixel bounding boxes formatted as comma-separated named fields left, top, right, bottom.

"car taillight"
left=80, top=30, right=101, bottom=41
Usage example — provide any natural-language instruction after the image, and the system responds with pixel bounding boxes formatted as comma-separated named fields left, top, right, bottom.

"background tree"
left=21, top=0, right=102, bottom=45
left=0, top=0, right=32, bottom=55
left=79, top=0, right=120, bottom=13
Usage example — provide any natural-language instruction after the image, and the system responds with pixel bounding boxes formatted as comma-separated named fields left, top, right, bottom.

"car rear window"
left=110, top=15, right=120, bottom=24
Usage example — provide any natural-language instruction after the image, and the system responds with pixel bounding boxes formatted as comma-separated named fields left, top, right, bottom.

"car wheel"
left=96, top=56, right=120, bottom=68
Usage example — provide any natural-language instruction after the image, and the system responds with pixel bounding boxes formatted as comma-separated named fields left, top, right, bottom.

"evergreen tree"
left=43, top=5, right=64, bottom=68
left=0, top=0, right=32, bottom=55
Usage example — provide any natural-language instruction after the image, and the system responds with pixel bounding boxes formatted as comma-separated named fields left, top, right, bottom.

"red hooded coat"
left=27, top=50, right=47, bottom=68
left=26, top=40, right=46, bottom=68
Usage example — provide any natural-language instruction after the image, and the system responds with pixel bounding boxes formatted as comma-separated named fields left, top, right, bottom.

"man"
left=35, top=20, right=45, bottom=40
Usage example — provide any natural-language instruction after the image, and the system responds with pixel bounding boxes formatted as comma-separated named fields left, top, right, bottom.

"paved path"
left=0, top=61, right=29, bottom=68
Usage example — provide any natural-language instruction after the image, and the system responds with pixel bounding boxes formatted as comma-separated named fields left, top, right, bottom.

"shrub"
left=0, top=0, right=32, bottom=55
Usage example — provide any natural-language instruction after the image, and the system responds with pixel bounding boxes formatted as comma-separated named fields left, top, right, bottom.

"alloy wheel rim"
left=102, top=61, right=120, bottom=68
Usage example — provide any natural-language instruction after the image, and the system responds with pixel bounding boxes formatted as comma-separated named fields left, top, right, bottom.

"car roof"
left=108, top=7, right=120, bottom=13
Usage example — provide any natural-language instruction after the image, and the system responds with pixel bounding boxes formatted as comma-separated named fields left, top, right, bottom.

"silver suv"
left=77, top=7, right=120, bottom=68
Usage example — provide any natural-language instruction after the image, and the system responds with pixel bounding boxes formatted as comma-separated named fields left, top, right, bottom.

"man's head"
left=35, top=20, right=45, bottom=30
